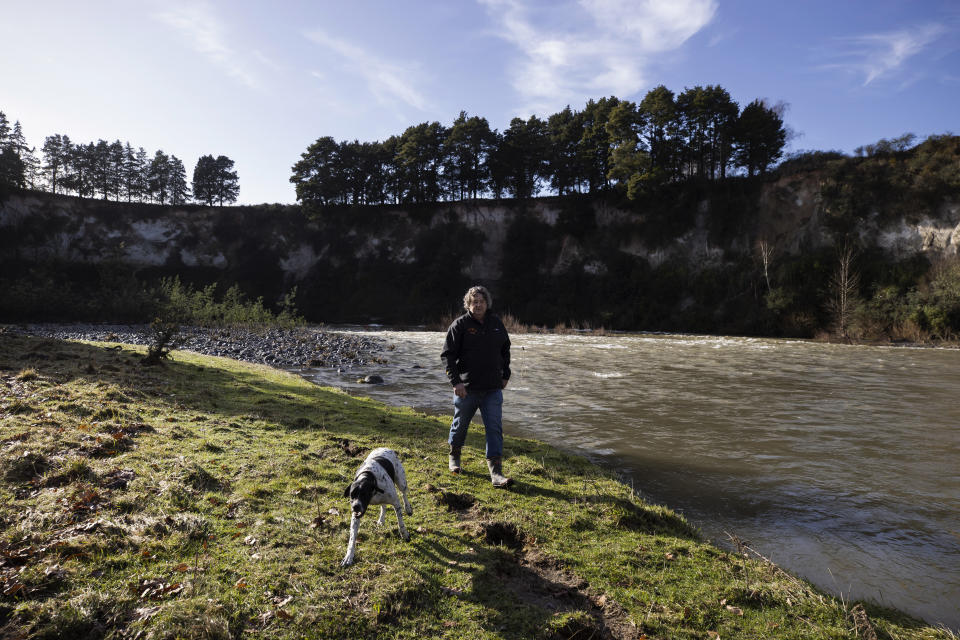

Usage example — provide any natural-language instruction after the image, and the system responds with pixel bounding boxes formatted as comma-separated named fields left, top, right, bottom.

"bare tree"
left=827, top=244, right=860, bottom=341
left=756, top=239, right=774, bottom=293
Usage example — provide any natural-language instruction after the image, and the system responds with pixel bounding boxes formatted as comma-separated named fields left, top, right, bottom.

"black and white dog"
left=341, top=447, right=413, bottom=567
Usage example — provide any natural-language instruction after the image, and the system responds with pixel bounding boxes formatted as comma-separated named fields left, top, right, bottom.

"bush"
left=902, top=257, right=960, bottom=340
left=154, top=277, right=303, bottom=329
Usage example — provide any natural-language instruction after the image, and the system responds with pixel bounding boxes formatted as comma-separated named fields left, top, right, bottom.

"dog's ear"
left=343, top=483, right=351, bottom=498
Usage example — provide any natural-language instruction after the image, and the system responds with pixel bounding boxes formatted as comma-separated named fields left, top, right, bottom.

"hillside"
left=2, top=138, right=959, bottom=338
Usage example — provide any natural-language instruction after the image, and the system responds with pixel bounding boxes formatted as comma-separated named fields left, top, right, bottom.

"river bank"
left=294, top=328, right=960, bottom=632
left=1, top=331, right=950, bottom=639
left=3, top=323, right=385, bottom=371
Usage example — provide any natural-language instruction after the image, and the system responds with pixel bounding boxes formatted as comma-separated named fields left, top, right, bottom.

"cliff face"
left=755, top=172, right=960, bottom=258
left=1, top=175, right=958, bottom=327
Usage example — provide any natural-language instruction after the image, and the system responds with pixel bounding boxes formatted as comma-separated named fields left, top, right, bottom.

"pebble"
left=8, top=323, right=384, bottom=371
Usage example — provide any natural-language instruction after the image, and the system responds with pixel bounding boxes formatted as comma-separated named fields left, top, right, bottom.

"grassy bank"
left=0, top=332, right=950, bottom=639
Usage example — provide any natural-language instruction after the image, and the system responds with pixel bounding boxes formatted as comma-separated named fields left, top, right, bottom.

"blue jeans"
left=448, top=389, right=503, bottom=459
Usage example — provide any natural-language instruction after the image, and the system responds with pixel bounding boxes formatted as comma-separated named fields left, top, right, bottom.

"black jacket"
left=441, top=312, right=511, bottom=391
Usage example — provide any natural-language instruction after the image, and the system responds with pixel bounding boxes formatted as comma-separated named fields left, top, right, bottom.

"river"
left=298, top=330, right=960, bottom=629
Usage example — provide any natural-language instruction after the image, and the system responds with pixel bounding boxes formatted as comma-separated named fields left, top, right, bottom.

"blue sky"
left=2, top=0, right=958, bottom=205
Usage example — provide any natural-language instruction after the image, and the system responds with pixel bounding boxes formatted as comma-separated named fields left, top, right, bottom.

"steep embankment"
left=1, top=174, right=958, bottom=331
left=0, top=332, right=950, bottom=639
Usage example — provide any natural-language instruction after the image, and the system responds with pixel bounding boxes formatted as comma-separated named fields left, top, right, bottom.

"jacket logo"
left=467, top=327, right=478, bottom=335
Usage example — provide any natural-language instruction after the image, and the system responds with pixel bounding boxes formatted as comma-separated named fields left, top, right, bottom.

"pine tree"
left=63, top=142, right=96, bottom=198
left=42, top=134, right=69, bottom=194
left=213, top=155, right=239, bottom=205
left=443, top=111, right=495, bottom=200
left=9, top=121, right=39, bottom=188
left=0, top=112, right=10, bottom=148
left=547, top=106, right=585, bottom=195
left=169, top=155, right=191, bottom=205
left=497, top=116, right=549, bottom=199
left=397, top=122, right=445, bottom=203
left=121, top=143, right=140, bottom=202
left=109, top=140, right=125, bottom=201
left=91, top=139, right=114, bottom=199
left=638, top=85, right=680, bottom=183
left=734, top=99, right=787, bottom=177
left=147, top=150, right=171, bottom=203
left=192, top=154, right=219, bottom=205
left=0, top=147, right=24, bottom=190
left=135, top=148, right=149, bottom=202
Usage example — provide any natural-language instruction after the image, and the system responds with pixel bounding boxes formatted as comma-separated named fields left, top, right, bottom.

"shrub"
left=153, top=277, right=303, bottom=329
left=906, top=257, right=960, bottom=340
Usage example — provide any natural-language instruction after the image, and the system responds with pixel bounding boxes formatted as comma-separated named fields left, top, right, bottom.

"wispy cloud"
left=304, top=29, right=430, bottom=112
left=819, top=24, right=947, bottom=87
left=479, top=0, right=717, bottom=113
left=154, top=3, right=259, bottom=88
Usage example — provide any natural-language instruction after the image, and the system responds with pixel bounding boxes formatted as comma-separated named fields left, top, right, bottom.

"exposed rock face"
left=1, top=180, right=957, bottom=319
left=756, top=173, right=831, bottom=254
left=872, top=209, right=960, bottom=259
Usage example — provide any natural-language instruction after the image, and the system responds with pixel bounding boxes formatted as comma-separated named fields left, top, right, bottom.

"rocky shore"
left=4, top=323, right=384, bottom=371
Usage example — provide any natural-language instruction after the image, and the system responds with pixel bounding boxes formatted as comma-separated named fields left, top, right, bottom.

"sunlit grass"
left=0, top=332, right=951, bottom=639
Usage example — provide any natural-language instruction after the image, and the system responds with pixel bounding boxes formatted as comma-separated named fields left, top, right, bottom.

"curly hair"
left=462, top=285, right=492, bottom=311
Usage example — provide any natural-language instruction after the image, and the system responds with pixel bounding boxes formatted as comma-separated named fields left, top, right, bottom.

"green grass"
left=0, top=331, right=952, bottom=639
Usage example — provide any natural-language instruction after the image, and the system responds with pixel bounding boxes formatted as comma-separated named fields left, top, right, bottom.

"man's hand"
left=501, top=379, right=509, bottom=390
left=454, top=383, right=467, bottom=398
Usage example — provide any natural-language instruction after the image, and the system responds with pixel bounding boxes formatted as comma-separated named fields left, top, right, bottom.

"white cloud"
left=821, top=24, right=947, bottom=87
left=479, top=0, right=717, bottom=113
left=304, top=29, right=430, bottom=112
left=154, top=3, right=259, bottom=88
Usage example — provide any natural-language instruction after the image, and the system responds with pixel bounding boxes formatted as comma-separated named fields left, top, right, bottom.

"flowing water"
left=300, top=330, right=960, bottom=629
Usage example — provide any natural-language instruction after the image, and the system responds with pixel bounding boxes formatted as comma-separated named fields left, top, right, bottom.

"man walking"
left=441, top=285, right=513, bottom=487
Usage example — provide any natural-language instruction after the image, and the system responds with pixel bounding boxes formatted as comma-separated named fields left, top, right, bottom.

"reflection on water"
left=299, top=330, right=960, bottom=629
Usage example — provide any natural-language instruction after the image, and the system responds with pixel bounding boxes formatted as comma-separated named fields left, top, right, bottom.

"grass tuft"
left=14, top=368, right=39, bottom=382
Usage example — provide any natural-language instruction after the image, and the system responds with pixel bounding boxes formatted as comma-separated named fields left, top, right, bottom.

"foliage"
left=154, top=277, right=303, bottom=329
left=1, top=105, right=237, bottom=204
left=819, top=134, right=960, bottom=233
left=4, top=130, right=960, bottom=341
left=0, top=334, right=949, bottom=639
left=0, top=257, right=154, bottom=323
left=0, top=111, right=30, bottom=193
left=290, top=87, right=788, bottom=209
left=495, top=115, right=550, bottom=199
left=774, top=149, right=846, bottom=177
left=904, top=256, right=960, bottom=340
left=733, top=99, right=787, bottom=177
left=0, top=257, right=302, bottom=328
left=192, top=155, right=239, bottom=206
left=142, top=317, right=182, bottom=365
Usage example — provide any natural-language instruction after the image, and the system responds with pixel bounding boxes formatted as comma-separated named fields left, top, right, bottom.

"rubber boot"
left=448, top=445, right=462, bottom=474
left=486, top=457, right=513, bottom=488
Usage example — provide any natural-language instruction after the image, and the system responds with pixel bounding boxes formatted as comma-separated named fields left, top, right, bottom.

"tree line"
left=290, top=85, right=787, bottom=207
left=0, top=110, right=239, bottom=205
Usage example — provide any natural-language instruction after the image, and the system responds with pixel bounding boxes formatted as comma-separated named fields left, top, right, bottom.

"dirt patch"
left=2, top=450, right=51, bottom=482
left=514, top=548, right=644, bottom=640
left=481, top=521, right=525, bottom=549
left=102, top=468, right=136, bottom=490
left=336, top=439, right=365, bottom=458
left=434, top=491, right=476, bottom=511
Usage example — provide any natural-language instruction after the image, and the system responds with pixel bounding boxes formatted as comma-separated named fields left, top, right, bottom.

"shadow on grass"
left=407, top=528, right=635, bottom=640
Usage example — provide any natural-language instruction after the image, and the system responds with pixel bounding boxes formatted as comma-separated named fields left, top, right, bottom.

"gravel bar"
left=6, top=323, right=384, bottom=371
